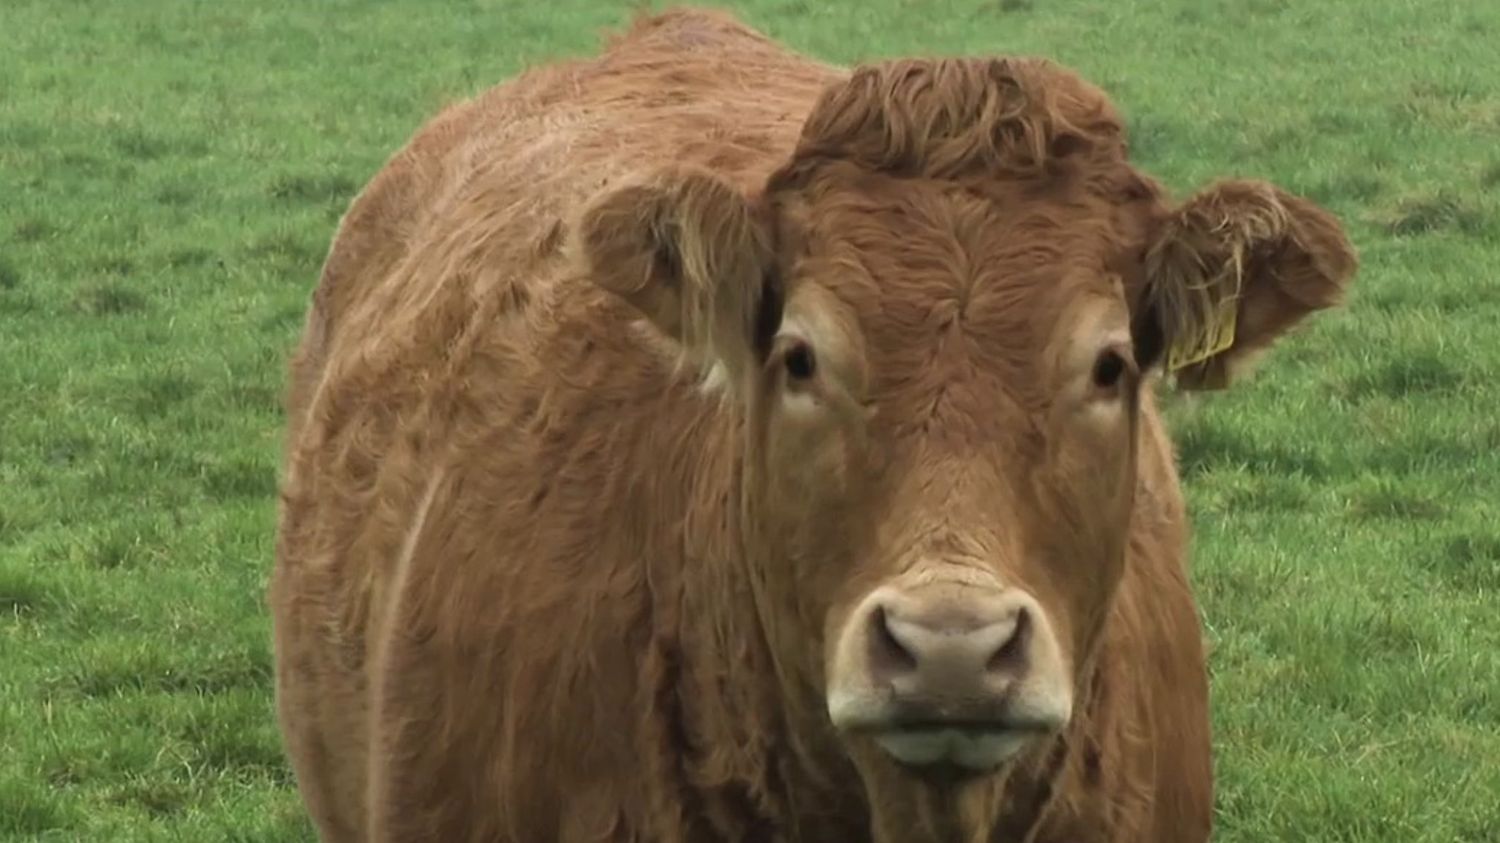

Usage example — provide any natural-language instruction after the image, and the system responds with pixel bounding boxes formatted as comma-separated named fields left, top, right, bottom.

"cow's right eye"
left=784, top=339, right=817, bottom=381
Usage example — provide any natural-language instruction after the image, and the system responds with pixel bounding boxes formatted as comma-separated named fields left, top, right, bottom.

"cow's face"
left=753, top=166, right=1154, bottom=781
left=577, top=58, right=1356, bottom=789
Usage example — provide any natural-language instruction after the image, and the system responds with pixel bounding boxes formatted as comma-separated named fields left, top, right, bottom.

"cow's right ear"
left=576, top=166, right=780, bottom=382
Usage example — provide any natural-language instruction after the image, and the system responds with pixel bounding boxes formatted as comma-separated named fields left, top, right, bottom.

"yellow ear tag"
left=1166, top=297, right=1238, bottom=372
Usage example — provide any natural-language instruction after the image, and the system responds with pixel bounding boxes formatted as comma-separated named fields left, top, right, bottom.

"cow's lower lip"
left=873, top=726, right=1035, bottom=773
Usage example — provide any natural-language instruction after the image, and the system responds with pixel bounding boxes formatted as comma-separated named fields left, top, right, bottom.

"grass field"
left=2, top=0, right=1498, bottom=839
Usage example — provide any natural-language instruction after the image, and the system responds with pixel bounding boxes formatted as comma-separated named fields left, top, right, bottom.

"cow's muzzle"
left=825, top=580, right=1072, bottom=778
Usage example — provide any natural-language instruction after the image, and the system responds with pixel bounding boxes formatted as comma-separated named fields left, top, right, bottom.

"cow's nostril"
left=869, top=605, right=919, bottom=676
left=987, top=606, right=1031, bottom=672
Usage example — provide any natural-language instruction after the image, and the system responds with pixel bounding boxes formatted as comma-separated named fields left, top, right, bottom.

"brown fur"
left=270, top=8, right=1357, bottom=842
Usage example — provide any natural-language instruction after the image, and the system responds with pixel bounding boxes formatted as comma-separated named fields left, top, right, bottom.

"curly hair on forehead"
left=775, top=56, right=1128, bottom=185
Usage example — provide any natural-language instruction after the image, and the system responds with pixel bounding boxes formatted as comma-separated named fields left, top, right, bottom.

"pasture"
left=2, top=0, right=1498, bottom=839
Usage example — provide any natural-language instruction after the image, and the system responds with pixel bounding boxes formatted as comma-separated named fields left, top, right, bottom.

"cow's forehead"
left=778, top=175, right=1137, bottom=388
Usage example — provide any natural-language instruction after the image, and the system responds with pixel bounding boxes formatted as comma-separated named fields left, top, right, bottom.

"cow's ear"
left=576, top=166, right=779, bottom=382
left=1131, top=180, right=1358, bottom=390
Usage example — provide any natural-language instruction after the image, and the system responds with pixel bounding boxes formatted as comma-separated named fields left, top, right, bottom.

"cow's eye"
left=1091, top=348, right=1128, bottom=392
left=784, top=339, right=817, bottom=381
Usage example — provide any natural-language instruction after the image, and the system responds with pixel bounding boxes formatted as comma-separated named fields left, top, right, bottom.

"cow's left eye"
left=1091, top=348, right=1128, bottom=393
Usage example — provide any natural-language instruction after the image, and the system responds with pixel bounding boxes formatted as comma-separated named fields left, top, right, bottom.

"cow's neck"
left=625, top=397, right=791, bottom=837
left=633, top=395, right=873, bottom=840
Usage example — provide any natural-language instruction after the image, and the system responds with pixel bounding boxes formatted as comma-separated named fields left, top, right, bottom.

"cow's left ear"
left=575, top=165, right=779, bottom=383
left=1130, top=180, right=1358, bottom=390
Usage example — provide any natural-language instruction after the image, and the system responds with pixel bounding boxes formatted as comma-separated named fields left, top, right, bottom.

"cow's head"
left=577, top=58, right=1355, bottom=795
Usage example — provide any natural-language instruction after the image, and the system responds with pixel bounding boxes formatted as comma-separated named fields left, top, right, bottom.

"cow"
left=268, top=7, right=1358, bottom=842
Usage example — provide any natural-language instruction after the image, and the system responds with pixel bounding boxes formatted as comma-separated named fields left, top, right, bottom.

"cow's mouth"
left=872, top=722, right=1044, bottom=777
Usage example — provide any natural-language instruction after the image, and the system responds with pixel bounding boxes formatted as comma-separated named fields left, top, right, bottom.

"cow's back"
left=270, top=12, right=837, bottom=841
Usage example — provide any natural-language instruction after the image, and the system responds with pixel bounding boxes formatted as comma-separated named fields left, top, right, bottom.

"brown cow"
left=269, top=8, right=1357, bottom=842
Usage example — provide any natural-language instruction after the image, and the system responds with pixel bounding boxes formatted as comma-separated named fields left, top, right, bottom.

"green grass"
left=2, top=0, right=1497, bottom=839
